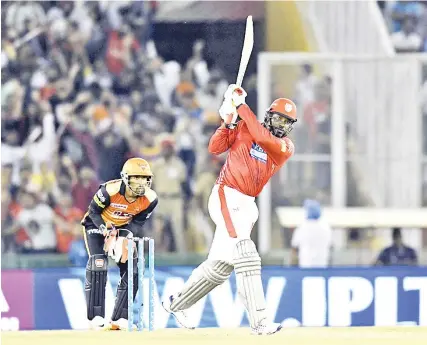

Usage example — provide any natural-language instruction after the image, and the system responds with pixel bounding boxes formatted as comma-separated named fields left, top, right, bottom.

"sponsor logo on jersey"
left=97, top=190, right=106, bottom=203
left=111, top=203, right=128, bottom=210
left=93, top=195, right=105, bottom=208
left=87, top=228, right=104, bottom=235
left=249, top=143, right=267, bottom=163
left=112, top=210, right=133, bottom=219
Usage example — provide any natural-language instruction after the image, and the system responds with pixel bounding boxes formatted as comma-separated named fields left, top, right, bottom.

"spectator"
left=392, top=18, right=422, bottom=52
left=2, top=168, right=15, bottom=253
left=150, top=57, right=181, bottom=108
left=1, top=129, right=27, bottom=181
left=129, top=121, right=162, bottom=165
left=294, top=64, right=318, bottom=111
left=105, top=24, right=140, bottom=75
left=71, top=167, right=99, bottom=213
left=151, top=137, right=187, bottom=253
left=54, top=193, right=84, bottom=254
left=302, top=78, right=332, bottom=203
left=290, top=199, right=332, bottom=267
left=152, top=215, right=173, bottom=253
left=5, top=1, right=46, bottom=35
left=62, top=105, right=99, bottom=171
left=94, top=119, right=131, bottom=181
left=390, top=0, right=423, bottom=32
left=188, top=156, right=223, bottom=252
left=9, top=190, right=57, bottom=253
left=196, top=69, right=227, bottom=112
left=375, top=228, right=418, bottom=266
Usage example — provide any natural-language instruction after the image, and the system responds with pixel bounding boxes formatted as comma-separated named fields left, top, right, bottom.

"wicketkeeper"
left=81, top=158, right=158, bottom=330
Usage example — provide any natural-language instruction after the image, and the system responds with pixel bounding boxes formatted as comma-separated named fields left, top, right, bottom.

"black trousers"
left=83, top=226, right=138, bottom=274
left=83, top=226, right=139, bottom=321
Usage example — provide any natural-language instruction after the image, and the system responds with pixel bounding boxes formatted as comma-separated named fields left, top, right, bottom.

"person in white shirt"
left=294, top=64, right=318, bottom=110
left=10, top=190, right=57, bottom=253
left=290, top=199, right=332, bottom=268
left=391, top=17, right=422, bottom=52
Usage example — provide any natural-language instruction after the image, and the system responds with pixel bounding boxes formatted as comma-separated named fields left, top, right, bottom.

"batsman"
left=81, top=158, right=158, bottom=330
left=162, top=85, right=297, bottom=335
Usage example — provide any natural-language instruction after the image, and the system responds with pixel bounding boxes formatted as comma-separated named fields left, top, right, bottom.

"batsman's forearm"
left=208, top=127, right=234, bottom=155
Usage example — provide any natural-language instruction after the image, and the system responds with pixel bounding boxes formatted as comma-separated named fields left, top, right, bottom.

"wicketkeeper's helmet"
left=120, top=158, right=153, bottom=196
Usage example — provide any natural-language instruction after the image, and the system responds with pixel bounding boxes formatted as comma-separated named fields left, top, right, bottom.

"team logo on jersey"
left=250, top=143, right=267, bottom=163
left=111, top=203, right=128, bottom=210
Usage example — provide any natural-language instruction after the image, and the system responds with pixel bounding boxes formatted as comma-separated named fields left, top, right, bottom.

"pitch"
left=3, top=327, right=427, bottom=345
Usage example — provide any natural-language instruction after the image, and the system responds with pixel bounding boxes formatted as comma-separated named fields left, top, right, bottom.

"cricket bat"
left=236, top=15, right=254, bottom=87
left=229, top=15, right=254, bottom=128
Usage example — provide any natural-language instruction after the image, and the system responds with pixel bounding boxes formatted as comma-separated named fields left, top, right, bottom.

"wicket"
left=127, top=235, right=155, bottom=332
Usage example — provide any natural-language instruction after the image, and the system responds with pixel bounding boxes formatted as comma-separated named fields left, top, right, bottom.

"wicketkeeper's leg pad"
left=111, top=258, right=139, bottom=321
left=85, top=254, right=108, bottom=320
left=170, top=260, right=234, bottom=312
left=233, top=239, right=266, bottom=328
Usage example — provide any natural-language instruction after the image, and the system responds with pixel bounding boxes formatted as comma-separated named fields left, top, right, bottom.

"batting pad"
left=85, top=254, right=108, bottom=320
left=233, top=239, right=266, bottom=329
left=170, top=260, right=234, bottom=311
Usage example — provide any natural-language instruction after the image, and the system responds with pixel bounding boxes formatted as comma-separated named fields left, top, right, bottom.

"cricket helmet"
left=120, top=158, right=153, bottom=196
left=263, top=98, right=297, bottom=138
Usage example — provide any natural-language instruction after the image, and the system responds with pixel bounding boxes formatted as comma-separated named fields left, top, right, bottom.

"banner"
left=1, top=267, right=426, bottom=330
left=1, top=271, right=34, bottom=330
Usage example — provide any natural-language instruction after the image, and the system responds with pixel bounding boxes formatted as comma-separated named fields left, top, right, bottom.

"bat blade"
left=236, top=15, right=254, bottom=87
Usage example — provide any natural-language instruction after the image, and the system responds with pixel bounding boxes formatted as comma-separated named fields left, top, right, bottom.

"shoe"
left=251, top=319, right=283, bottom=335
left=109, top=318, right=137, bottom=331
left=162, top=295, right=196, bottom=329
left=89, top=316, right=106, bottom=330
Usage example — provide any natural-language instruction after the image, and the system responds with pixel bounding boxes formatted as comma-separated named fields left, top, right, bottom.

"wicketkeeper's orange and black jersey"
left=81, top=179, right=158, bottom=233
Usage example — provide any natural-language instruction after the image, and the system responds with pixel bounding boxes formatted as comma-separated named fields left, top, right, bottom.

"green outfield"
left=3, top=327, right=427, bottom=345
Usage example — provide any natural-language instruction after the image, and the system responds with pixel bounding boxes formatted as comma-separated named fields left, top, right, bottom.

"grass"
left=3, top=327, right=427, bottom=345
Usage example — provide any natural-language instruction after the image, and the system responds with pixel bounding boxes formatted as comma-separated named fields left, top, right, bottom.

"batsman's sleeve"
left=237, top=104, right=292, bottom=164
left=128, top=190, right=158, bottom=232
left=88, top=185, right=111, bottom=228
left=208, top=123, right=239, bottom=155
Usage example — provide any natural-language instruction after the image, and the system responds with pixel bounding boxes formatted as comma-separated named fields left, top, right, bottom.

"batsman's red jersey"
left=208, top=104, right=294, bottom=197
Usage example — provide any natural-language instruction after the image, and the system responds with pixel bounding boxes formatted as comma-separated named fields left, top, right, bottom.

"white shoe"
left=162, top=295, right=196, bottom=329
left=89, top=316, right=106, bottom=330
left=109, top=318, right=137, bottom=331
left=251, top=319, right=283, bottom=335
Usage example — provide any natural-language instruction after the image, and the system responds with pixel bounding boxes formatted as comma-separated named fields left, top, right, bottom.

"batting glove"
left=224, top=84, right=247, bottom=107
left=219, top=99, right=238, bottom=125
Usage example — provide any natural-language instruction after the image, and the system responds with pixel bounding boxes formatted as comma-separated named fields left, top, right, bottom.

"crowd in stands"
left=1, top=1, right=231, bottom=260
left=379, top=1, right=427, bottom=205
left=377, top=2, right=427, bottom=207
left=2, top=1, right=426, bottom=265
